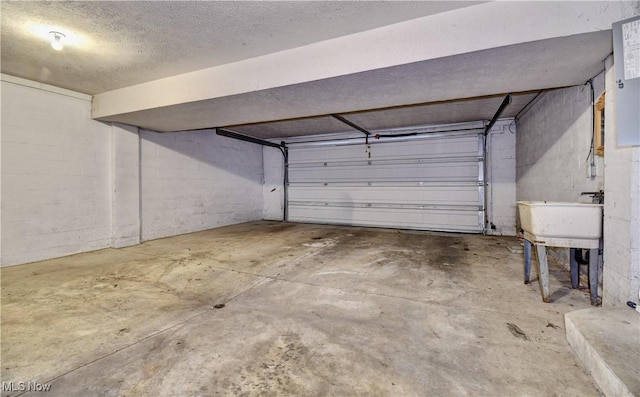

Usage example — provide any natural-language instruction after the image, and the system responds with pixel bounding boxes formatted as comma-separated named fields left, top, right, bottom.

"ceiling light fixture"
left=49, top=31, right=66, bottom=51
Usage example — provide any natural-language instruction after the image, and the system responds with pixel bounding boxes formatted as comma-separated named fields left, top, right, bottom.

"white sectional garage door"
left=287, top=129, right=486, bottom=232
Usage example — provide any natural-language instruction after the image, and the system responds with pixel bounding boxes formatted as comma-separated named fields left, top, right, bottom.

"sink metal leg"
left=570, top=248, right=580, bottom=289
left=536, top=245, right=551, bottom=303
left=524, top=239, right=532, bottom=284
left=589, top=247, right=600, bottom=306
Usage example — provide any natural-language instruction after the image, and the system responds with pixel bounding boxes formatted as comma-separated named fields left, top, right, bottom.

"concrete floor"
left=1, top=221, right=601, bottom=396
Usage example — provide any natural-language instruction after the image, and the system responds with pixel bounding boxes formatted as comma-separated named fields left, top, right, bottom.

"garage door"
left=287, top=128, right=486, bottom=233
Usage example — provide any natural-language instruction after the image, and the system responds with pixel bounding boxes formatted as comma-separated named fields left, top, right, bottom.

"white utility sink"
left=517, top=201, right=603, bottom=249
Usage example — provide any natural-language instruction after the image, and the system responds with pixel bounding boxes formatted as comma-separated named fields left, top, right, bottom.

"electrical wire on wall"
left=514, top=91, right=544, bottom=123
left=585, top=78, right=596, bottom=178
left=507, top=119, right=516, bottom=134
left=511, top=90, right=545, bottom=138
left=584, top=66, right=606, bottom=178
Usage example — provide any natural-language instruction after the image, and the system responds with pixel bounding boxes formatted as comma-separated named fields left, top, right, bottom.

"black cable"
left=588, top=65, right=606, bottom=162
left=585, top=79, right=595, bottom=162
left=374, top=132, right=418, bottom=139
left=514, top=90, right=543, bottom=121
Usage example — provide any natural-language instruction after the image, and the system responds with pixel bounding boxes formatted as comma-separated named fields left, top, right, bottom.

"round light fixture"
left=49, top=31, right=66, bottom=50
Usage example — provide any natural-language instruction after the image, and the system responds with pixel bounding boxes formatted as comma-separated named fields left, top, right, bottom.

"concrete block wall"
left=516, top=74, right=605, bottom=204
left=602, top=55, right=640, bottom=307
left=140, top=129, right=263, bottom=241
left=1, top=76, right=266, bottom=266
left=516, top=73, right=605, bottom=268
left=487, top=120, right=517, bottom=236
left=1, top=77, right=112, bottom=266
left=110, top=123, right=140, bottom=248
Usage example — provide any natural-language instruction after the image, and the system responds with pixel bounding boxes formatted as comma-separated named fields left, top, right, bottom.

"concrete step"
left=565, top=308, right=640, bottom=397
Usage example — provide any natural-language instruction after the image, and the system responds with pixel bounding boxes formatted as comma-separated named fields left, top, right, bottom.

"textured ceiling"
left=227, top=92, right=539, bottom=139
left=97, top=31, right=611, bottom=135
left=0, top=1, right=482, bottom=94
left=2, top=1, right=634, bottom=138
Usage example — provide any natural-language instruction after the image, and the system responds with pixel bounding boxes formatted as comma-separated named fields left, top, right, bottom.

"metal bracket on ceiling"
left=330, top=114, right=371, bottom=136
left=330, top=114, right=373, bottom=159
left=216, top=128, right=286, bottom=155
left=484, top=93, right=513, bottom=136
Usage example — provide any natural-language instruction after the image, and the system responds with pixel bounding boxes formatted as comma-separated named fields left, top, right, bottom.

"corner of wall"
left=138, top=129, right=264, bottom=240
left=0, top=99, right=3, bottom=266
left=262, top=145, right=285, bottom=221
left=1, top=78, right=112, bottom=266
left=602, top=53, right=640, bottom=307
left=486, top=119, right=517, bottom=236
left=110, top=123, right=141, bottom=248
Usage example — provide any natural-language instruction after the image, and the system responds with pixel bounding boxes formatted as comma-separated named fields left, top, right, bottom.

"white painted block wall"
left=516, top=74, right=605, bottom=203
left=1, top=78, right=112, bottom=266
left=263, top=146, right=284, bottom=221
left=140, top=129, right=263, bottom=241
left=1, top=76, right=267, bottom=266
left=602, top=55, right=640, bottom=307
left=487, top=120, right=517, bottom=236
left=516, top=74, right=605, bottom=269
left=110, top=123, right=140, bottom=248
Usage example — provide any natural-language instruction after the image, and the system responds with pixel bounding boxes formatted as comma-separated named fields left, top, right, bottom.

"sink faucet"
left=581, top=190, right=604, bottom=204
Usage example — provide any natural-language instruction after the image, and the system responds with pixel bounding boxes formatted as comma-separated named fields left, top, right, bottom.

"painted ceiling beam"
left=92, top=1, right=638, bottom=131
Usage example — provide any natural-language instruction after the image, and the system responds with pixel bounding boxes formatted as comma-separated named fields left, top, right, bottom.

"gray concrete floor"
left=1, top=221, right=601, bottom=396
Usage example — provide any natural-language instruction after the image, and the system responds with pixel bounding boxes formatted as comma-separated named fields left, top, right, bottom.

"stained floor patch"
left=507, top=323, right=530, bottom=341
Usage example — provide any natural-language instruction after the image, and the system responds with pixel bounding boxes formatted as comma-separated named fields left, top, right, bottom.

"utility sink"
left=517, top=201, right=603, bottom=305
left=517, top=201, right=603, bottom=249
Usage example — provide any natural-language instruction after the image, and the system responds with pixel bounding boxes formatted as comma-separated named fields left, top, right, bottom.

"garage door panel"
left=288, top=205, right=483, bottom=232
left=287, top=129, right=485, bottom=233
left=369, top=137, right=481, bottom=158
left=289, top=155, right=480, bottom=169
left=288, top=185, right=482, bottom=206
left=289, top=135, right=481, bottom=163
left=289, top=162, right=482, bottom=183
